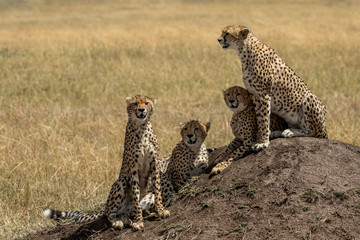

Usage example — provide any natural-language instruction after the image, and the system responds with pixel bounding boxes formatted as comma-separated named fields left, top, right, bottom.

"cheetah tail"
left=43, top=208, right=84, bottom=220
left=74, top=211, right=105, bottom=223
left=44, top=208, right=105, bottom=223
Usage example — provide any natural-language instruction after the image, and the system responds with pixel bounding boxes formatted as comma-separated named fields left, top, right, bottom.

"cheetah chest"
left=190, top=145, right=208, bottom=176
left=137, top=135, right=156, bottom=197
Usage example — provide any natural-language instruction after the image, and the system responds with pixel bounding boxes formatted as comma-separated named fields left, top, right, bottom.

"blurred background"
left=0, top=0, right=359, bottom=238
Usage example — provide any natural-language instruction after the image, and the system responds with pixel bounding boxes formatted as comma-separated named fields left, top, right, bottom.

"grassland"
left=0, top=0, right=359, bottom=239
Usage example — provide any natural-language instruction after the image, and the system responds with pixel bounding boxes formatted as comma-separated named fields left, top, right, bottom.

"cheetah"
left=44, top=95, right=170, bottom=231
left=218, top=25, right=328, bottom=151
left=140, top=120, right=211, bottom=209
left=166, top=120, right=210, bottom=192
left=208, top=86, right=287, bottom=176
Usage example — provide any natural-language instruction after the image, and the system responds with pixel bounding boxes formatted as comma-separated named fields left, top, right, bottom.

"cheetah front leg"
left=252, top=94, right=271, bottom=151
left=281, top=128, right=309, bottom=138
left=210, top=140, right=252, bottom=176
left=128, top=161, right=144, bottom=231
left=270, top=131, right=283, bottom=139
left=210, top=158, right=233, bottom=176
left=149, top=153, right=170, bottom=219
left=207, top=138, right=243, bottom=171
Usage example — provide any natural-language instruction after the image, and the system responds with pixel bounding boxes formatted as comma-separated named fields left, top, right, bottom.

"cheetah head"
left=218, top=25, right=250, bottom=50
left=223, top=86, right=252, bottom=112
left=180, top=120, right=211, bottom=148
left=126, top=95, right=156, bottom=123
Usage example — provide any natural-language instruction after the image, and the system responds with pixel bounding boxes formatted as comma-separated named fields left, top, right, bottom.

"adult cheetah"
left=44, top=95, right=169, bottom=231
left=218, top=25, right=328, bottom=151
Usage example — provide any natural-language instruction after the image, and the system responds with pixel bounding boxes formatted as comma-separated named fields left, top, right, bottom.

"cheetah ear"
left=125, top=97, right=132, bottom=104
left=179, top=122, right=185, bottom=128
left=205, top=122, right=211, bottom=132
left=153, top=99, right=156, bottom=105
left=241, top=28, right=249, bottom=39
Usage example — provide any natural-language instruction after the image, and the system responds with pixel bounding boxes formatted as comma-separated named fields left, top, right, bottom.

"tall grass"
left=0, top=0, right=359, bottom=239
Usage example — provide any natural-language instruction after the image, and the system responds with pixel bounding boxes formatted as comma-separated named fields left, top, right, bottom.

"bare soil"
left=26, top=138, right=360, bottom=240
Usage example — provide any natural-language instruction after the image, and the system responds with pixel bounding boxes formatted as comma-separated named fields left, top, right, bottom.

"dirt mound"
left=27, top=138, right=360, bottom=240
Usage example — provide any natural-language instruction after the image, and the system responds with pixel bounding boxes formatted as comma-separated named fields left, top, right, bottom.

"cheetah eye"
left=145, top=102, right=149, bottom=105
left=184, top=128, right=188, bottom=131
left=194, top=128, right=199, bottom=131
left=133, top=102, right=138, bottom=106
left=236, top=93, right=240, bottom=97
left=226, top=93, right=230, bottom=97
left=224, top=32, right=229, bottom=38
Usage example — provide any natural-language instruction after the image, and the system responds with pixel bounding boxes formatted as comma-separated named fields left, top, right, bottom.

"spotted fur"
left=140, top=120, right=210, bottom=210
left=167, top=120, right=210, bottom=192
left=208, top=86, right=287, bottom=176
left=44, top=95, right=169, bottom=231
left=218, top=25, right=328, bottom=151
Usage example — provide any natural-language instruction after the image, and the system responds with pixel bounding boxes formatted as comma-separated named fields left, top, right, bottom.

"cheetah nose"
left=138, top=108, right=145, bottom=112
left=217, top=39, right=222, bottom=42
left=187, top=134, right=194, bottom=138
left=229, top=100, right=235, bottom=104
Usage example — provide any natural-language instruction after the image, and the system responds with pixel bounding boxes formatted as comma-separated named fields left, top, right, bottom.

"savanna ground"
left=0, top=0, right=359, bottom=239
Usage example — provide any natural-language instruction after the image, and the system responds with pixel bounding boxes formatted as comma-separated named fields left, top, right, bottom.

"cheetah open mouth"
left=230, top=104, right=238, bottom=110
left=187, top=139, right=197, bottom=145
left=136, top=113, right=147, bottom=120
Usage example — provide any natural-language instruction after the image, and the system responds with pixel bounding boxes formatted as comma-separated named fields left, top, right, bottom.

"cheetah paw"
left=282, top=129, right=294, bottom=138
left=112, top=220, right=124, bottom=230
left=210, top=167, right=222, bottom=177
left=130, top=221, right=144, bottom=231
left=157, top=209, right=170, bottom=218
left=251, top=142, right=269, bottom=151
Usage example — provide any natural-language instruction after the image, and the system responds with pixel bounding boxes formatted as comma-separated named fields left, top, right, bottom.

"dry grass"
left=0, top=0, right=359, bottom=239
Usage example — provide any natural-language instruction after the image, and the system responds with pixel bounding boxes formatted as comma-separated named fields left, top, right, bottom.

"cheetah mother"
left=218, top=25, right=328, bottom=151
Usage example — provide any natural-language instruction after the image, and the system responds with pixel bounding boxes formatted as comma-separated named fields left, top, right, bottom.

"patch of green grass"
left=302, top=206, right=309, bottom=212
left=208, top=186, right=226, bottom=198
left=224, top=222, right=248, bottom=236
left=199, top=201, right=211, bottom=210
left=178, top=183, right=200, bottom=198
left=356, top=189, right=360, bottom=195
left=229, top=180, right=256, bottom=197
left=304, top=189, right=319, bottom=203
left=162, top=224, right=183, bottom=233
left=187, top=188, right=200, bottom=197
left=237, top=222, right=248, bottom=232
left=209, top=186, right=220, bottom=193
left=333, top=192, right=348, bottom=200
left=245, top=189, right=256, bottom=197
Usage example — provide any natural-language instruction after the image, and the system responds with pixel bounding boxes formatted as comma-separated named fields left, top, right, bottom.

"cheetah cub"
left=218, top=25, right=328, bottom=151
left=208, top=86, right=287, bottom=176
left=140, top=120, right=211, bottom=209
left=44, top=95, right=169, bottom=231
